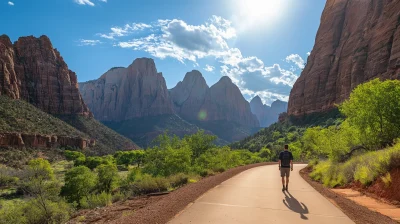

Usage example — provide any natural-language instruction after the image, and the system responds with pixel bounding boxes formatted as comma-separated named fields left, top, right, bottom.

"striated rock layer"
left=0, top=132, right=95, bottom=150
left=250, top=96, right=288, bottom=127
left=170, top=71, right=259, bottom=127
left=79, top=58, right=174, bottom=121
left=288, top=0, right=400, bottom=116
left=0, top=35, right=91, bottom=116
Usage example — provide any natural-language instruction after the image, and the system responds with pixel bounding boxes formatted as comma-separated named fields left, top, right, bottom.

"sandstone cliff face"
left=288, top=0, right=400, bottom=116
left=79, top=58, right=174, bottom=121
left=0, top=35, right=91, bottom=116
left=170, top=72, right=259, bottom=127
left=200, top=76, right=259, bottom=127
left=250, top=96, right=287, bottom=127
left=170, top=70, right=209, bottom=121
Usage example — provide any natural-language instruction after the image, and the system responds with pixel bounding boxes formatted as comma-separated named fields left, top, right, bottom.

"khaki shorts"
left=280, top=167, right=291, bottom=177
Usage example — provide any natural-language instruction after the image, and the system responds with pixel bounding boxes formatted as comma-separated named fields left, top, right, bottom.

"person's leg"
left=281, top=177, right=285, bottom=191
left=286, top=169, right=290, bottom=191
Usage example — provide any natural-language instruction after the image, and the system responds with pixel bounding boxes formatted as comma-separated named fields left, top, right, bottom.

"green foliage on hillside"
left=231, top=109, right=343, bottom=160
left=58, top=115, right=138, bottom=155
left=0, top=96, right=85, bottom=137
left=307, top=79, right=400, bottom=188
left=0, top=131, right=267, bottom=223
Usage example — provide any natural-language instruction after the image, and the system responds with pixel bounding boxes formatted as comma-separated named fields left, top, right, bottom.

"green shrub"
left=80, top=191, right=112, bottom=209
left=168, top=173, right=189, bottom=188
left=64, top=150, right=85, bottom=161
left=132, top=174, right=170, bottom=195
left=112, top=191, right=127, bottom=202
left=0, top=199, right=72, bottom=224
left=61, top=166, right=97, bottom=204
left=96, top=164, right=119, bottom=193
left=381, top=173, right=392, bottom=187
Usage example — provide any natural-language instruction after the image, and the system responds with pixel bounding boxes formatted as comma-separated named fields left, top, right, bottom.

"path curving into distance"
left=169, top=164, right=354, bottom=224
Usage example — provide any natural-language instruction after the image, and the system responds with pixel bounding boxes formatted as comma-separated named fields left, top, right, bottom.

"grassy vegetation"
left=310, top=142, right=400, bottom=187
left=0, top=96, right=86, bottom=137
left=58, top=115, right=138, bottom=154
left=306, top=79, right=400, bottom=188
left=0, top=131, right=267, bottom=223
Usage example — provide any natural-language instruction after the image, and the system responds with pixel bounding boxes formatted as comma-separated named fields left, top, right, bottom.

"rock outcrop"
left=170, top=72, right=259, bottom=127
left=250, top=96, right=288, bottom=127
left=170, top=70, right=209, bottom=121
left=79, top=58, right=174, bottom=121
left=0, top=132, right=95, bottom=149
left=0, top=35, right=91, bottom=116
left=288, top=0, right=400, bottom=116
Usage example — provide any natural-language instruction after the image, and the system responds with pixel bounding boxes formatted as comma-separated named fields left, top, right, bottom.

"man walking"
left=279, top=144, right=293, bottom=191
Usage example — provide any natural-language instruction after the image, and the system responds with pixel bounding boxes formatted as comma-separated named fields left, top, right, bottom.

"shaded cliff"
left=288, top=0, right=400, bottom=116
left=170, top=71, right=259, bottom=127
left=250, top=96, right=288, bottom=127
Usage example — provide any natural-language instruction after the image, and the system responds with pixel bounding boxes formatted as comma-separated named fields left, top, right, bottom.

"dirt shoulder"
left=300, top=166, right=397, bottom=224
left=110, top=162, right=276, bottom=224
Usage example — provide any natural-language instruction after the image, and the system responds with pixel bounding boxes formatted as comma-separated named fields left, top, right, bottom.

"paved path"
left=169, top=164, right=354, bottom=224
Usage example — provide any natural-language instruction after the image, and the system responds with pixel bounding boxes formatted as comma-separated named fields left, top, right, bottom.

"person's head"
left=284, top=144, right=289, bottom=151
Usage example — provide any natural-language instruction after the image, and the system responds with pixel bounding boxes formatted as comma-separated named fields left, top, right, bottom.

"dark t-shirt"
left=279, top=151, right=293, bottom=168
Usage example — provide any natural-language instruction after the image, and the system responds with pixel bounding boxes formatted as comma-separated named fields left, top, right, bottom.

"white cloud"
left=74, top=0, right=107, bottom=6
left=8, top=1, right=14, bottom=6
left=99, top=23, right=151, bottom=40
left=78, top=39, right=102, bottom=46
left=204, top=65, right=215, bottom=72
left=285, top=54, right=305, bottom=69
left=307, top=52, right=311, bottom=56
left=74, top=0, right=95, bottom=6
left=91, top=16, right=298, bottom=104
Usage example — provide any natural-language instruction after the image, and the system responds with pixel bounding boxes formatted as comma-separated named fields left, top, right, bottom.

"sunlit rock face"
left=171, top=72, right=259, bottom=127
left=288, top=0, right=400, bottom=116
left=0, top=35, right=91, bottom=116
left=79, top=58, right=174, bottom=121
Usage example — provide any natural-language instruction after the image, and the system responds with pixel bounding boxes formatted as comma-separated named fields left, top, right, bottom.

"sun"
left=234, top=0, right=285, bottom=29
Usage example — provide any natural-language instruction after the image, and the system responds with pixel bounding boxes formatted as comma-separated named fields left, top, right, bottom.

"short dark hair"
left=284, top=144, right=289, bottom=149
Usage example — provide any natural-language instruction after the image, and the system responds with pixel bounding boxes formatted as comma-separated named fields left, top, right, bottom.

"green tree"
left=64, top=150, right=85, bottom=161
left=114, top=150, right=145, bottom=167
left=184, top=130, right=217, bottom=162
left=97, top=164, right=119, bottom=193
left=259, top=147, right=272, bottom=160
left=340, top=79, right=400, bottom=148
left=61, top=166, right=97, bottom=204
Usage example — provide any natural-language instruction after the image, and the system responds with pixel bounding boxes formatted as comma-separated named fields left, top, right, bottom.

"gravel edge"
left=111, top=162, right=276, bottom=224
left=299, top=166, right=398, bottom=224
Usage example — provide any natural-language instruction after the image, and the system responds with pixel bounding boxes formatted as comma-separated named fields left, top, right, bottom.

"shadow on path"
left=283, top=191, right=309, bottom=220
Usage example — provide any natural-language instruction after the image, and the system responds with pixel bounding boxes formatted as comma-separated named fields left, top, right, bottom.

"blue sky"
left=2, top=0, right=326, bottom=105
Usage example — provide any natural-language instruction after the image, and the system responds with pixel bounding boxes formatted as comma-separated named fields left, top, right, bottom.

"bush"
left=168, top=173, right=189, bottom=188
left=64, top=150, right=85, bottom=161
left=0, top=199, right=72, bottom=224
left=132, top=174, right=170, bottom=195
left=310, top=142, right=400, bottom=187
left=61, top=166, right=97, bottom=204
left=79, top=192, right=112, bottom=209
left=85, top=155, right=115, bottom=170
left=97, top=164, right=119, bottom=193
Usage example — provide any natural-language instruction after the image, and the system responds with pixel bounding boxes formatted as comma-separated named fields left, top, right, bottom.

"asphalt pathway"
left=169, top=164, right=354, bottom=224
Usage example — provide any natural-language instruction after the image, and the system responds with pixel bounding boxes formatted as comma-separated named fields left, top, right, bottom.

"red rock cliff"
left=79, top=58, right=174, bottom=121
left=288, top=0, right=400, bottom=116
left=0, top=35, right=91, bottom=116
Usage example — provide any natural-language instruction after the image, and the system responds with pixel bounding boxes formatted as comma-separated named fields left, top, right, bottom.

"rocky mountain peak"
left=0, top=34, right=91, bottom=116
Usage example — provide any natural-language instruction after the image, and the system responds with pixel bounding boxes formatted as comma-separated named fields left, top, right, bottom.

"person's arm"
left=290, top=152, right=294, bottom=171
left=278, top=152, right=282, bottom=170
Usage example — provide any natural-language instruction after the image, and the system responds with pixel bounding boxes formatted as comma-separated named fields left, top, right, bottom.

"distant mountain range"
left=0, top=34, right=287, bottom=151
left=79, top=58, right=287, bottom=146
